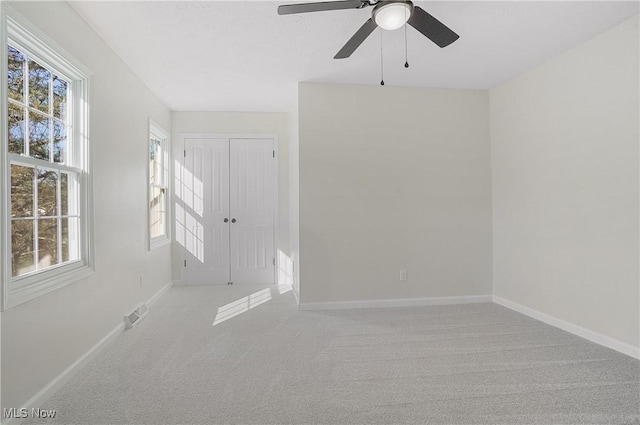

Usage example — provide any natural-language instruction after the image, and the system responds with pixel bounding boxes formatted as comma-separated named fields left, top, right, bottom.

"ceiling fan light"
left=373, top=2, right=412, bottom=31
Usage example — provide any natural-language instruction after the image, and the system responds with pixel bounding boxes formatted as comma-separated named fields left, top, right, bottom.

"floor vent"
left=124, top=303, right=149, bottom=329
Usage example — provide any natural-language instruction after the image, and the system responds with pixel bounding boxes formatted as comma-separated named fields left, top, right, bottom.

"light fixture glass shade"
left=373, top=3, right=412, bottom=31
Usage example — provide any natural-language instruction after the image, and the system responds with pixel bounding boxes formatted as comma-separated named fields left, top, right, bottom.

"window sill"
left=5, top=263, right=94, bottom=310
left=149, top=236, right=171, bottom=251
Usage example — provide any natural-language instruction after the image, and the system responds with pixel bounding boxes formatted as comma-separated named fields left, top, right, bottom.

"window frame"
left=148, top=119, right=170, bottom=251
left=1, top=5, right=93, bottom=310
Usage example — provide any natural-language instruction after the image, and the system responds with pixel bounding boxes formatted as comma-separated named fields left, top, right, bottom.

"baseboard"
left=2, top=280, right=174, bottom=425
left=147, top=280, right=173, bottom=307
left=298, top=294, right=492, bottom=311
left=493, top=295, right=640, bottom=360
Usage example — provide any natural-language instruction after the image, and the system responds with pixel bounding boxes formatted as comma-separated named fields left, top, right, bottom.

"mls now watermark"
left=4, top=407, right=57, bottom=419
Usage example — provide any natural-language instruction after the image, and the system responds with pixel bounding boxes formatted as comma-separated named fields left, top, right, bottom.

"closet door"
left=182, top=138, right=230, bottom=284
left=229, top=139, right=275, bottom=285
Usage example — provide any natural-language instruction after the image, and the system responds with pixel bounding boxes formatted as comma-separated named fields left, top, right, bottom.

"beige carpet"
left=26, top=284, right=640, bottom=425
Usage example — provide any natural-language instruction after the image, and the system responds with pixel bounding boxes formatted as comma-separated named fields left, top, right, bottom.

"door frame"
left=178, top=133, right=279, bottom=285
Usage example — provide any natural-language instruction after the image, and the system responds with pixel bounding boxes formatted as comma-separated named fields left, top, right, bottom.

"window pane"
left=11, top=164, right=34, bottom=218
left=8, top=102, right=25, bottom=154
left=53, top=120, right=66, bottom=163
left=61, top=217, right=79, bottom=263
left=150, top=138, right=161, bottom=185
left=28, top=59, right=50, bottom=113
left=60, top=172, right=68, bottom=216
left=37, top=169, right=57, bottom=217
left=8, top=45, right=25, bottom=102
left=53, top=76, right=67, bottom=120
left=11, top=219, right=35, bottom=277
left=29, top=111, right=51, bottom=160
left=37, top=218, right=58, bottom=269
left=150, top=187, right=166, bottom=238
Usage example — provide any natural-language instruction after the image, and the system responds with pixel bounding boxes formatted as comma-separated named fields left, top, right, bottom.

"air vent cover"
left=124, top=303, right=149, bottom=329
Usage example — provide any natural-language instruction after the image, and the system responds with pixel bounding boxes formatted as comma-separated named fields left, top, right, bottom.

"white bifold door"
left=181, top=138, right=275, bottom=285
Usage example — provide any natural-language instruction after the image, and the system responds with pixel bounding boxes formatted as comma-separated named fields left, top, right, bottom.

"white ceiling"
left=70, top=1, right=639, bottom=112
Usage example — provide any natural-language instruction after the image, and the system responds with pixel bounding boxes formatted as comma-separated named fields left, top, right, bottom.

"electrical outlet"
left=400, top=270, right=408, bottom=281
left=139, top=274, right=144, bottom=287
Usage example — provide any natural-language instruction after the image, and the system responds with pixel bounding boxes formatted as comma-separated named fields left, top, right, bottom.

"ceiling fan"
left=277, top=0, right=459, bottom=59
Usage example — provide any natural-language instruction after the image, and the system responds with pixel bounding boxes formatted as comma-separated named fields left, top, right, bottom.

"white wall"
left=298, top=83, right=492, bottom=304
left=170, top=112, right=291, bottom=285
left=490, top=16, right=639, bottom=348
left=1, top=2, right=172, bottom=411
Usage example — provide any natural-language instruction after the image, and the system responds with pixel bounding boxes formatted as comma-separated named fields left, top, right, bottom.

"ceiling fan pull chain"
left=380, top=28, right=385, bottom=86
left=404, top=0, right=409, bottom=68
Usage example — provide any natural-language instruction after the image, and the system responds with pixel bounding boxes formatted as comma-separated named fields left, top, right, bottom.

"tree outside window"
left=7, top=44, right=80, bottom=278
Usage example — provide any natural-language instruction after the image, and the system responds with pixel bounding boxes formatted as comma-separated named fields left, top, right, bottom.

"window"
left=148, top=120, right=170, bottom=249
left=2, top=6, right=92, bottom=309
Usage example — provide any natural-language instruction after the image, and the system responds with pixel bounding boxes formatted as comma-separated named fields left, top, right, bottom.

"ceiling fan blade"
left=278, top=0, right=364, bottom=15
left=334, top=18, right=378, bottom=59
left=407, top=6, right=459, bottom=48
